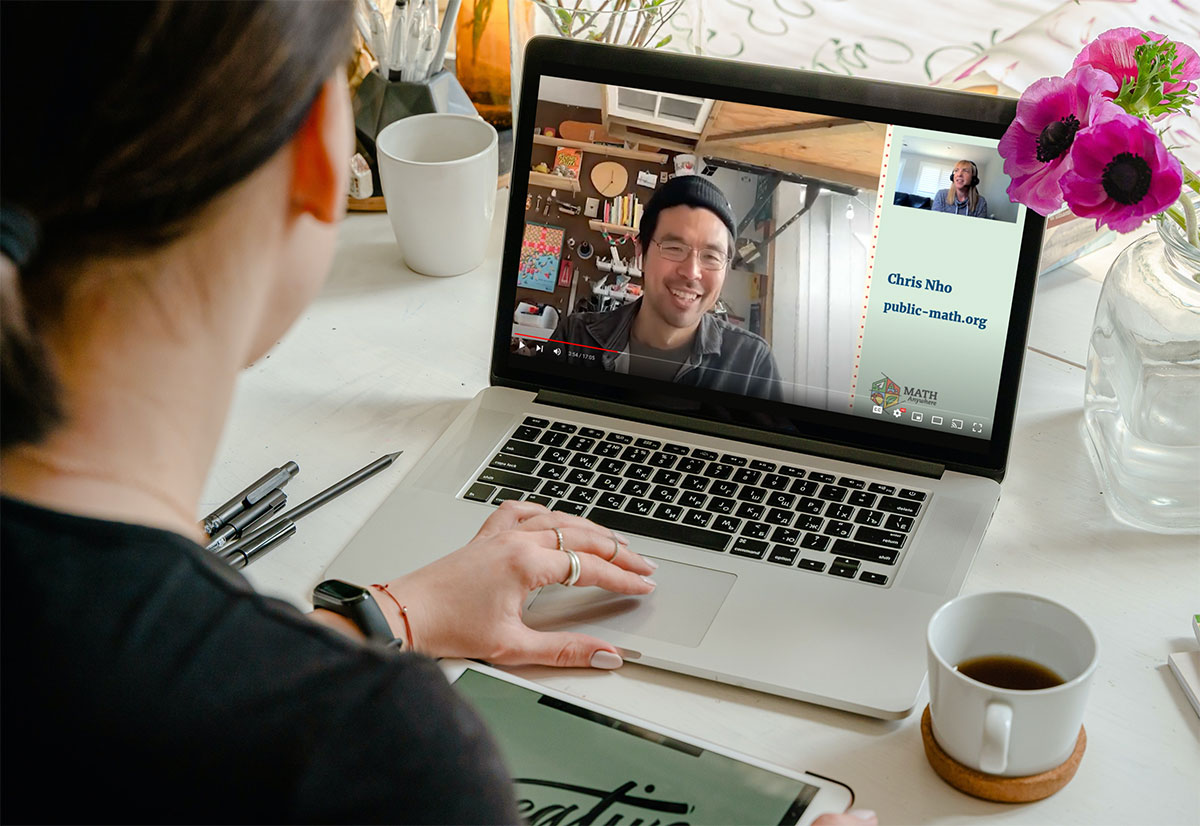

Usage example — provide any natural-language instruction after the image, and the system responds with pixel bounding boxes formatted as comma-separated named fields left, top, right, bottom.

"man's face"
left=638, top=205, right=729, bottom=338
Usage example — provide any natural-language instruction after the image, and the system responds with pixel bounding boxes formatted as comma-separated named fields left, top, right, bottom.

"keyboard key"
left=868, top=482, right=896, bottom=496
left=763, top=474, right=791, bottom=491
left=489, top=453, right=537, bottom=474
left=771, top=527, right=801, bottom=545
left=621, top=480, right=650, bottom=497
left=464, top=482, right=496, bottom=502
left=766, top=491, right=796, bottom=509
left=765, top=508, right=794, bottom=526
left=824, top=520, right=854, bottom=538
left=778, top=465, right=806, bottom=477
left=860, top=571, right=889, bottom=586
left=678, top=491, right=707, bottom=509
left=898, top=488, right=928, bottom=501
left=848, top=491, right=877, bottom=509
left=594, top=442, right=623, bottom=457
left=653, top=503, right=683, bottom=521
left=750, top=460, right=777, bottom=472
left=589, top=508, right=730, bottom=552
left=853, top=527, right=907, bottom=548
left=635, top=438, right=662, bottom=450
left=712, top=516, right=741, bottom=533
left=579, top=427, right=605, bottom=439
left=568, top=487, right=598, bottom=504
left=731, top=537, right=768, bottom=559
left=594, top=475, right=621, bottom=491
left=768, top=545, right=799, bottom=566
left=800, top=533, right=830, bottom=551
left=551, top=422, right=577, bottom=433
left=525, top=494, right=553, bottom=507
left=677, top=457, right=706, bottom=473
left=649, top=452, right=677, bottom=468
left=711, top=480, right=738, bottom=497
left=649, top=485, right=677, bottom=503
left=522, top=417, right=549, bottom=428
left=809, top=472, right=836, bottom=484
left=854, top=509, right=885, bottom=527
left=624, top=498, right=655, bottom=516
left=735, top=502, right=764, bottom=521
left=622, top=447, right=651, bottom=464
left=737, top=486, right=767, bottom=504
left=829, top=562, right=858, bottom=578
left=502, top=439, right=542, bottom=459
left=818, top=484, right=849, bottom=503
left=606, top=432, right=632, bottom=444
left=683, top=509, right=712, bottom=528
left=721, top=454, right=748, bottom=467
left=878, top=497, right=921, bottom=516
left=704, top=463, right=734, bottom=480
left=706, top=497, right=735, bottom=514
left=477, top=468, right=541, bottom=491
left=830, top=539, right=898, bottom=565
left=596, top=492, right=625, bottom=510
left=553, top=501, right=587, bottom=516
left=732, top=468, right=761, bottom=485
left=691, top=449, right=718, bottom=461
left=565, top=469, right=594, bottom=486
left=540, top=481, right=570, bottom=498
left=798, top=558, right=826, bottom=572
left=741, top=521, right=771, bottom=540
left=543, top=448, right=570, bottom=465
left=513, top=425, right=542, bottom=441
left=827, top=504, right=854, bottom=521
left=796, top=497, right=824, bottom=515
left=492, top=488, right=524, bottom=503
left=663, top=443, right=690, bottom=455
left=568, top=453, right=598, bottom=470
left=538, top=431, right=567, bottom=447
left=681, top=475, right=709, bottom=492
left=838, top=477, right=865, bottom=489
left=624, top=465, right=653, bottom=481
left=596, top=458, right=625, bottom=475
left=566, top=436, right=596, bottom=452
left=795, top=515, right=823, bottom=532
left=790, top=479, right=818, bottom=496
left=651, top=469, right=681, bottom=486
left=885, top=514, right=915, bottom=532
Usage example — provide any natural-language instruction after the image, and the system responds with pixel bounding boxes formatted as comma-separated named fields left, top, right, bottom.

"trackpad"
left=524, top=557, right=735, bottom=648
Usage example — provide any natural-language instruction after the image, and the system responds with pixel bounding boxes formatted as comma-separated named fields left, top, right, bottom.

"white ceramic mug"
left=926, top=591, right=1098, bottom=777
left=376, top=113, right=498, bottom=277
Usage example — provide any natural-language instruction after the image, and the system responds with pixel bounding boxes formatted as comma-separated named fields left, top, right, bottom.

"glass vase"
left=1083, top=208, right=1200, bottom=533
left=456, top=0, right=527, bottom=128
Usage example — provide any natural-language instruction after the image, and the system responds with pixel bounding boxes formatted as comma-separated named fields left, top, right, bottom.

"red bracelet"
left=371, top=582, right=415, bottom=651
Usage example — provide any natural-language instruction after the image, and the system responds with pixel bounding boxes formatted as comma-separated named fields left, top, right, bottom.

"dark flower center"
left=1036, top=115, right=1081, bottom=163
left=1101, top=152, right=1153, bottom=205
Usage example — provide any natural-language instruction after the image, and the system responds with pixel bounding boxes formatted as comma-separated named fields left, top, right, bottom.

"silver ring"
left=606, top=533, right=620, bottom=563
left=561, top=549, right=581, bottom=587
left=553, top=527, right=565, bottom=553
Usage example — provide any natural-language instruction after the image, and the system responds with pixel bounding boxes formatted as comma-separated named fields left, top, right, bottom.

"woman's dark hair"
left=0, top=0, right=354, bottom=449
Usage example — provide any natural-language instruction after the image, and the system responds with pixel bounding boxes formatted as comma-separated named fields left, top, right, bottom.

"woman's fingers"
left=539, top=545, right=656, bottom=595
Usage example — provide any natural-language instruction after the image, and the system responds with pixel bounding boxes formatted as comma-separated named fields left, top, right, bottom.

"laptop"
left=327, top=37, right=1044, bottom=719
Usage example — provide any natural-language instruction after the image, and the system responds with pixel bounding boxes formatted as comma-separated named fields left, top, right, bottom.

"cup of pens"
left=353, top=0, right=475, bottom=200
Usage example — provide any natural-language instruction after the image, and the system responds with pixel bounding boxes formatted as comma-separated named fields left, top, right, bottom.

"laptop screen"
left=495, top=40, right=1043, bottom=478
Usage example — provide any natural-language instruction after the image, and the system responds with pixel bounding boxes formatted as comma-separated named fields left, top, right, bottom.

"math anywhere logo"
left=871, top=373, right=940, bottom=416
left=870, top=375, right=902, bottom=410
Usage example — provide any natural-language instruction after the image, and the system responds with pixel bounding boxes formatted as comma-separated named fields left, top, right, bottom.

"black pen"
left=202, top=461, right=300, bottom=535
left=205, top=488, right=288, bottom=551
left=222, top=519, right=297, bottom=570
left=220, top=451, right=402, bottom=564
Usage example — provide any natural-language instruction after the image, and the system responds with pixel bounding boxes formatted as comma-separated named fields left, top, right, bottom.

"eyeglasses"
left=651, top=239, right=729, bottom=271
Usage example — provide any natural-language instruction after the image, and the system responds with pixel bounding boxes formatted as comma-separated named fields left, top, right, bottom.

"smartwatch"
left=312, top=579, right=396, bottom=644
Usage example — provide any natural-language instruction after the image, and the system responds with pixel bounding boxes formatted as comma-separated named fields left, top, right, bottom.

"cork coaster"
left=921, top=705, right=1086, bottom=803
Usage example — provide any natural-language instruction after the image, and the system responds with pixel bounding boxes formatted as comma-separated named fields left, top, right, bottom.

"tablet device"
left=442, top=660, right=855, bottom=825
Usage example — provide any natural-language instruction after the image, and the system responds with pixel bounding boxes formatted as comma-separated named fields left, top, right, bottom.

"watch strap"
left=313, top=579, right=396, bottom=644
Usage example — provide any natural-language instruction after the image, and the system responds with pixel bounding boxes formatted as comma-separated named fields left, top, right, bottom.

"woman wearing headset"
left=933, top=160, right=990, bottom=218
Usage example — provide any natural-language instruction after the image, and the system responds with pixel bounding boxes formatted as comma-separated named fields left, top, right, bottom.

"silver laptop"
left=327, top=38, right=1044, bottom=719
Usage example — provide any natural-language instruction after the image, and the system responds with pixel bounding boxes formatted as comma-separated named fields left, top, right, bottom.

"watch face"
left=315, top=579, right=367, bottom=603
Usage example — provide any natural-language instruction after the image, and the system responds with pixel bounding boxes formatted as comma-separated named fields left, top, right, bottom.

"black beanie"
left=638, top=173, right=737, bottom=245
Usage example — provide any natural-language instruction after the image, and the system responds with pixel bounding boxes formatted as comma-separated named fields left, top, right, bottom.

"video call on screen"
left=509, top=76, right=1028, bottom=441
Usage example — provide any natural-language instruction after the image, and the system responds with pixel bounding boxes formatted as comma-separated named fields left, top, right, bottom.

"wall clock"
left=590, top=161, right=628, bottom=198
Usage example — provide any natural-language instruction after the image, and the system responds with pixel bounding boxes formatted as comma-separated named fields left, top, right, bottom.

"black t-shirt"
left=0, top=496, right=518, bottom=824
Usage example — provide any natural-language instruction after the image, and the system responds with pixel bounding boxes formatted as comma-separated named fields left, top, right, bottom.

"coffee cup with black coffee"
left=926, top=591, right=1099, bottom=778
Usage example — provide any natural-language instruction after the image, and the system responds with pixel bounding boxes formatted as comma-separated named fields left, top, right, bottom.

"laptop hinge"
left=535, top=390, right=946, bottom=479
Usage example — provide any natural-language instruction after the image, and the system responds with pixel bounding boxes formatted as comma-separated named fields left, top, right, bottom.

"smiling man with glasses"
left=549, top=175, right=783, bottom=402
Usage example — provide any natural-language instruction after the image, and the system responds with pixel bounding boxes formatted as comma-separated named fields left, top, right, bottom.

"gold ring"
left=606, top=533, right=620, bottom=563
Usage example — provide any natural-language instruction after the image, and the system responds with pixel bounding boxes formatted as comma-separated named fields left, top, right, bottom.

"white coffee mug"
left=376, top=113, right=498, bottom=277
left=926, top=591, right=1098, bottom=777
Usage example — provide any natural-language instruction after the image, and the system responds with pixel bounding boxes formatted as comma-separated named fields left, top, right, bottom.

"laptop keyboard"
left=460, top=416, right=930, bottom=588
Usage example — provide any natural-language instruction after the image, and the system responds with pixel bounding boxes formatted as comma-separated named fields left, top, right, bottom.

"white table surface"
left=205, top=189, right=1199, bottom=825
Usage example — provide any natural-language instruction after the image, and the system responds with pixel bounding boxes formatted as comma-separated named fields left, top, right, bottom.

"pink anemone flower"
left=997, top=66, right=1121, bottom=215
left=1073, top=27, right=1200, bottom=105
left=1060, top=113, right=1183, bottom=233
